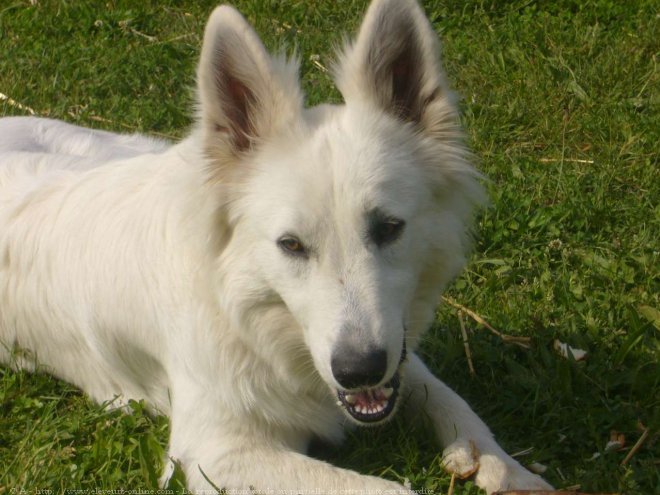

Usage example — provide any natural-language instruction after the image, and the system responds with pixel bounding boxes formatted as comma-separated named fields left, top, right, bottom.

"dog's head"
left=195, top=0, right=484, bottom=425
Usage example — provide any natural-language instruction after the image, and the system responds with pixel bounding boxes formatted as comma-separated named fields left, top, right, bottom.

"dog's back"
left=0, top=116, right=167, bottom=162
left=0, top=116, right=168, bottom=203
left=0, top=117, right=176, bottom=410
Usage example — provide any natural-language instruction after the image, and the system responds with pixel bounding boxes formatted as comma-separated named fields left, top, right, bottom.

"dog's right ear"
left=196, top=6, right=302, bottom=158
left=335, top=0, right=452, bottom=131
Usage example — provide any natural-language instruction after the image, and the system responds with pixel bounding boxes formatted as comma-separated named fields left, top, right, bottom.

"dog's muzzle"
left=335, top=339, right=407, bottom=424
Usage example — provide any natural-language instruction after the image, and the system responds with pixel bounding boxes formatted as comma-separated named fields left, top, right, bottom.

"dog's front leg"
left=165, top=390, right=413, bottom=494
left=177, top=443, right=413, bottom=495
left=405, top=353, right=552, bottom=494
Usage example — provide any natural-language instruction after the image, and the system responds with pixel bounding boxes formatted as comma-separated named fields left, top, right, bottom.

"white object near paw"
left=474, top=452, right=554, bottom=494
left=442, top=438, right=480, bottom=478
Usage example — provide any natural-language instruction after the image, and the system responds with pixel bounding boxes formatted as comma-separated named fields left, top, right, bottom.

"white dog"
left=0, top=1, right=553, bottom=493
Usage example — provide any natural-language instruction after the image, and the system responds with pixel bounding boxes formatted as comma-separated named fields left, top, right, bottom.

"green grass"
left=1, top=0, right=658, bottom=493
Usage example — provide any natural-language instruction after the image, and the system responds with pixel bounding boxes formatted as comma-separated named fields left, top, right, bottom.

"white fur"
left=0, top=1, right=552, bottom=493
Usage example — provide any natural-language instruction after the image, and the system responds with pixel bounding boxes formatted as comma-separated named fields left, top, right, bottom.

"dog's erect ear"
left=335, top=0, right=451, bottom=127
left=197, top=6, right=302, bottom=156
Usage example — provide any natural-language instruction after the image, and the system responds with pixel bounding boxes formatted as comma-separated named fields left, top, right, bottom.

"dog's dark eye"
left=371, top=218, right=405, bottom=247
left=277, top=236, right=307, bottom=257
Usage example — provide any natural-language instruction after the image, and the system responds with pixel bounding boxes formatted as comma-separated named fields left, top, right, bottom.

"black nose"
left=331, top=347, right=387, bottom=389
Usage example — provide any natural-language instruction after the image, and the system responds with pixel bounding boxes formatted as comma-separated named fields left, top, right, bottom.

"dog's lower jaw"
left=336, top=371, right=401, bottom=424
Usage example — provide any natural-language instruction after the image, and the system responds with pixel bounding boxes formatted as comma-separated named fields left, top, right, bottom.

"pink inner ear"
left=390, top=52, right=422, bottom=122
left=362, top=10, right=425, bottom=125
left=392, top=59, right=409, bottom=79
left=213, top=44, right=257, bottom=153
left=223, top=75, right=254, bottom=151
left=227, top=76, right=251, bottom=103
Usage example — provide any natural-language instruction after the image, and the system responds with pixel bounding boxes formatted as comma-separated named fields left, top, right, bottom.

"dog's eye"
left=371, top=218, right=405, bottom=247
left=277, top=236, right=307, bottom=257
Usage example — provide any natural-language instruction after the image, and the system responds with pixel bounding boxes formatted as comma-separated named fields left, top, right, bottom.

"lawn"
left=0, top=0, right=657, bottom=494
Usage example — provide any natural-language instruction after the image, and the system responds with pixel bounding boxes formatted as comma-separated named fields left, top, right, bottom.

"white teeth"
left=352, top=402, right=386, bottom=416
left=338, top=384, right=396, bottom=418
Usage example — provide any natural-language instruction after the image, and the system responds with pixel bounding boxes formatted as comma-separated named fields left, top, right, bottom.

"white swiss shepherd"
left=0, top=1, right=552, bottom=493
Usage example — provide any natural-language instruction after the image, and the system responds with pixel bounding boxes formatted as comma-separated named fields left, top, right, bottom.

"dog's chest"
left=220, top=350, right=347, bottom=443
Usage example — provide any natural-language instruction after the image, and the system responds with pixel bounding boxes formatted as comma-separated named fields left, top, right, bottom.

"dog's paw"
left=442, top=439, right=552, bottom=495
left=473, top=453, right=553, bottom=495
left=441, top=438, right=480, bottom=478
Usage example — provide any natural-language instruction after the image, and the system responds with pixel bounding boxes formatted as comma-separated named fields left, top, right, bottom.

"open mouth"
left=335, top=340, right=407, bottom=424
left=336, top=372, right=401, bottom=423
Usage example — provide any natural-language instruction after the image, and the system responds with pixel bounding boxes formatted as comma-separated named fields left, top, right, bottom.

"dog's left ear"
left=335, top=0, right=452, bottom=130
left=197, top=6, right=302, bottom=158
